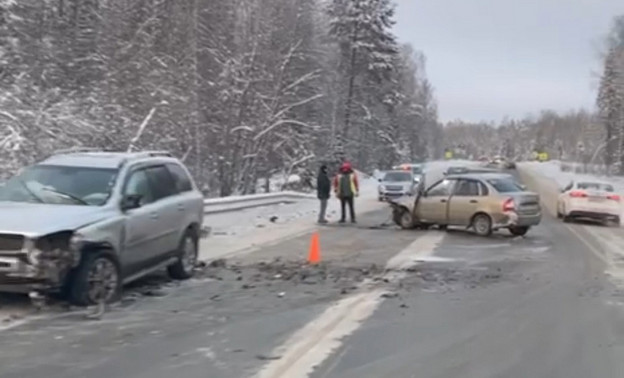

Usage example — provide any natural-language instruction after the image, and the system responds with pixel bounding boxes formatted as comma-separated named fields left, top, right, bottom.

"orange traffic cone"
left=308, top=232, right=321, bottom=264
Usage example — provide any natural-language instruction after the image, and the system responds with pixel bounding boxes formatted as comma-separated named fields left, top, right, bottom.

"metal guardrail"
left=203, top=191, right=316, bottom=215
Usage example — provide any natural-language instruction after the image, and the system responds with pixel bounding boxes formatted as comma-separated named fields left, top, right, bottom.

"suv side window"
left=124, top=169, right=155, bottom=206
left=145, top=165, right=178, bottom=200
left=166, top=163, right=193, bottom=192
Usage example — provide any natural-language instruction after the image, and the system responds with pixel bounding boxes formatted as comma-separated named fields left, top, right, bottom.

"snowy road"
left=2, top=193, right=624, bottom=377
left=2, top=166, right=624, bottom=377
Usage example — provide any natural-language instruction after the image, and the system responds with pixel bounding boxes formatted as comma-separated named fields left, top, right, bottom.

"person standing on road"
left=333, top=161, right=359, bottom=224
left=316, top=164, right=331, bottom=224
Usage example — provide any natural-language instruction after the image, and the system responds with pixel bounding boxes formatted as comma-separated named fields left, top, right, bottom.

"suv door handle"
left=470, top=200, right=478, bottom=203
left=150, top=212, right=159, bottom=219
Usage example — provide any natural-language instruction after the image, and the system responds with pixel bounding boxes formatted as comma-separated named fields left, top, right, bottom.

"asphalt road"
left=2, top=177, right=624, bottom=377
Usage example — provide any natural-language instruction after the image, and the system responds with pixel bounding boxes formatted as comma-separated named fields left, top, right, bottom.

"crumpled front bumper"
left=0, top=253, right=74, bottom=293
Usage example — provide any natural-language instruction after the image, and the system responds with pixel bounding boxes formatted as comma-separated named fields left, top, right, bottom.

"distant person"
left=316, top=164, right=331, bottom=224
left=333, top=161, right=359, bottom=223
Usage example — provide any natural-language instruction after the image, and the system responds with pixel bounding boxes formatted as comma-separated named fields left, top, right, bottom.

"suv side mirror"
left=121, top=194, right=142, bottom=211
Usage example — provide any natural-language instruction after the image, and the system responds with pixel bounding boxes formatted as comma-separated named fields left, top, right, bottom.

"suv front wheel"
left=68, top=250, right=121, bottom=306
left=168, top=229, right=198, bottom=280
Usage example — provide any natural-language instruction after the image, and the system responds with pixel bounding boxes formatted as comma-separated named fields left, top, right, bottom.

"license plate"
left=588, top=197, right=603, bottom=202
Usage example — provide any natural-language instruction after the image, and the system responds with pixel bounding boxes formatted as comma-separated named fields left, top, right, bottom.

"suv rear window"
left=487, top=178, right=523, bottom=193
left=167, top=163, right=193, bottom=192
left=145, top=166, right=177, bottom=200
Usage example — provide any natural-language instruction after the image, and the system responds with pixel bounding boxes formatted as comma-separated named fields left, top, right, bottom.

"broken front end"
left=0, top=231, right=80, bottom=293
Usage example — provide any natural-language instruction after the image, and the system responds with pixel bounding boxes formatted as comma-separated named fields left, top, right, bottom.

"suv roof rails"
left=131, top=150, right=173, bottom=158
left=53, top=147, right=103, bottom=155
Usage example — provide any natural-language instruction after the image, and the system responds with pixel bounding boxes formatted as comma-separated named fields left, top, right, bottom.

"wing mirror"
left=121, top=194, right=142, bottom=211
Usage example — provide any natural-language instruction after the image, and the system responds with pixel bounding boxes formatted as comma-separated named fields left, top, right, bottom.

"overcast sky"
left=393, top=0, right=624, bottom=123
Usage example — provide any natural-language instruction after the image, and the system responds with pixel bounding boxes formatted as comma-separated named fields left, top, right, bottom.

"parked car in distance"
left=0, top=149, right=205, bottom=305
left=393, top=163, right=425, bottom=185
left=378, top=170, right=417, bottom=201
left=556, top=180, right=620, bottom=225
left=390, top=173, right=541, bottom=236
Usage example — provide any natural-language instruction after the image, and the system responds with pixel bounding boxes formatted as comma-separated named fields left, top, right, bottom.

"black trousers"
left=340, top=196, right=355, bottom=222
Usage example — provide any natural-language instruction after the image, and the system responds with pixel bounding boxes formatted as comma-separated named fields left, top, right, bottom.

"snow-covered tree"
left=597, top=47, right=623, bottom=172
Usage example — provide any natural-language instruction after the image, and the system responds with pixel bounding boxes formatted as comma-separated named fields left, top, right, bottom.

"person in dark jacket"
left=333, top=161, right=359, bottom=223
left=316, top=164, right=331, bottom=224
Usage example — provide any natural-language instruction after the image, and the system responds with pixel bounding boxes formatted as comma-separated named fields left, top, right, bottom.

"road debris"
left=256, top=354, right=281, bottom=361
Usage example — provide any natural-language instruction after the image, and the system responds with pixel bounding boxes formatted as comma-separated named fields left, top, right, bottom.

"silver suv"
left=0, top=149, right=204, bottom=305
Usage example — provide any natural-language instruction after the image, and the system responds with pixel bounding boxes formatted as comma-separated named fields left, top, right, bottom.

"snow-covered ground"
left=199, top=170, right=383, bottom=260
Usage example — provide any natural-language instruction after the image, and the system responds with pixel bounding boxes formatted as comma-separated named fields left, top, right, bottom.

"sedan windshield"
left=487, top=178, right=524, bottom=193
left=577, top=182, right=614, bottom=192
left=0, top=165, right=118, bottom=206
left=383, top=172, right=412, bottom=182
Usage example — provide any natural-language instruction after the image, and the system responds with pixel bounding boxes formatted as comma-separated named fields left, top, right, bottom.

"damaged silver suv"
left=0, top=149, right=204, bottom=305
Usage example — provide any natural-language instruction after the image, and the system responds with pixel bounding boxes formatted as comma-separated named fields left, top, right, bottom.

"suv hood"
left=0, top=202, right=112, bottom=237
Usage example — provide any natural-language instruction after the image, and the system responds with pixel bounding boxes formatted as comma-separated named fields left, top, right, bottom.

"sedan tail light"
left=503, top=198, right=515, bottom=212
left=607, top=194, right=620, bottom=202
left=569, top=190, right=587, bottom=198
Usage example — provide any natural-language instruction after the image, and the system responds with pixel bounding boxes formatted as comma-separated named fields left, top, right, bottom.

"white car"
left=556, top=180, right=621, bottom=225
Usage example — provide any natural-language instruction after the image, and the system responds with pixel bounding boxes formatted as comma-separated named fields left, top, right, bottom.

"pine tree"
left=327, top=0, right=399, bottom=158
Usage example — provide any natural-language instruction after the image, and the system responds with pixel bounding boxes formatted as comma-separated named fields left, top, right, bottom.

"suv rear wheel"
left=68, top=251, right=121, bottom=306
left=168, top=229, right=198, bottom=280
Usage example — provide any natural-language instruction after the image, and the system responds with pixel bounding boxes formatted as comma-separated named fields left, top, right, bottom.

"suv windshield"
left=0, top=165, right=118, bottom=206
left=383, top=172, right=412, bottom=182
left=487, top=178, right=524, bottom=193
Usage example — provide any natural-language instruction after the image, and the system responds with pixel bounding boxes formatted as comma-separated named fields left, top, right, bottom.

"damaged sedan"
left=0, top=149, right=205, bottom=305
left=388, top=172, right=542, bottom=236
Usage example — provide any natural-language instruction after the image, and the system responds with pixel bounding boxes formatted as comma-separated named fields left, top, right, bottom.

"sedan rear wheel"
left=509, top=226, right=530, bottom=236
left=472, top=213, right=492, bottom=236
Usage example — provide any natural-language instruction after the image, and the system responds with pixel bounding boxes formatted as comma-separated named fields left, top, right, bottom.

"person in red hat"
left=332, top=161, right=359, bottom=223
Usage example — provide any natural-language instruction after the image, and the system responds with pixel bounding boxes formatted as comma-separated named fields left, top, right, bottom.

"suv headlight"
left=28, top=231, right=77, bottom=266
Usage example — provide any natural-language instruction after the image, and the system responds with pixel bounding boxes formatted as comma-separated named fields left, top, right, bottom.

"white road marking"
left=252, top=232, right=446, bottom=378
